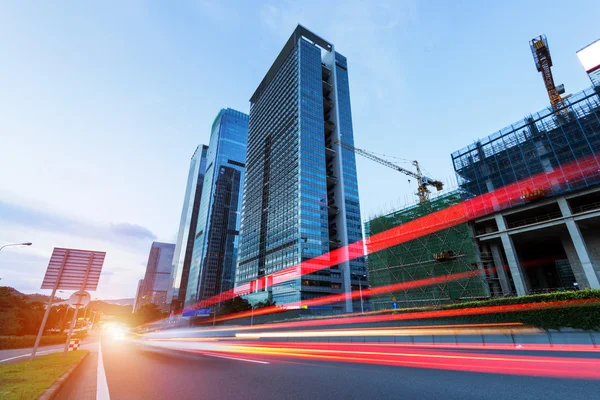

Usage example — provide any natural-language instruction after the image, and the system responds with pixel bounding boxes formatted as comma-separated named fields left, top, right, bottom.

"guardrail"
left=506, top=211, right=563, bottom=229
left=571, top=201, right=600, bottom=214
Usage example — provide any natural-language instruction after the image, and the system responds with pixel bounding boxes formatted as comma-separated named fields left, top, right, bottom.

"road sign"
left=41, top=248, right=106, bottom=290
left=32, top=247, right=106, bottom=360
left=68, top=291, right=91, bottom=308
left=196, top=308, right=211, bottom=317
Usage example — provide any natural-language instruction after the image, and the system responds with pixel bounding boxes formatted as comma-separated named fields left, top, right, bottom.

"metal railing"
left=506, top=211, right=563, bottom=229
left=475, top=227, right=499, bottom=236
left=570, top=201, right=600, bottom=215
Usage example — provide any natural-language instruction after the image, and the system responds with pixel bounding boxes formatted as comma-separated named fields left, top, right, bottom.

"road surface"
left=0, top=337, right=96, bottom=365
left=56, top=335, right=600, bottom=400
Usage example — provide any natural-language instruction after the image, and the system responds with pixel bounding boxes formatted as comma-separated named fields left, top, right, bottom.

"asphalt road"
left=87, top=337, right=600, bottom=400
left=0, top=338, right=95, bottom=365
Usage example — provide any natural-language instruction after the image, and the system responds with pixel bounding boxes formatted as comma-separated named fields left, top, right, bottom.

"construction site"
left=362, top=35, right=600, bottom=308
left=365, top=190, right=490, bottom=309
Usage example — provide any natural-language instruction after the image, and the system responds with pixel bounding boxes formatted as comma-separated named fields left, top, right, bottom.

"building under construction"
left=365, top=190, right=490, bottom=310
left=452, top=86, right=600, bottom=296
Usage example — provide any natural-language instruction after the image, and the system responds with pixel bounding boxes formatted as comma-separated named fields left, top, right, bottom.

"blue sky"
left=1, top=0, right=598, bottom=299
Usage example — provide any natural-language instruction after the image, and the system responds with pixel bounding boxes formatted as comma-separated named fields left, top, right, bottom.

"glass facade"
left=185, top=108, right=248, bottom=308
left=235, top=25, right=367, bottom=313
left=137, top=242, right=176, bottom=311
left=166, top=145, right=208, bottom=312
left=452, top=87, right=600, bottom=204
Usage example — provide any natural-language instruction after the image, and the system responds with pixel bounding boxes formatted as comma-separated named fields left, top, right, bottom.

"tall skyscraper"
left=132, top=279, right=144, bottom=313
left=235, top=25, right=367, bottom=314
left=185, top=108, right=248, bottom=309
left=137, top=241, right=176, bottom=311
left=166, top=145, right=209, bottom=313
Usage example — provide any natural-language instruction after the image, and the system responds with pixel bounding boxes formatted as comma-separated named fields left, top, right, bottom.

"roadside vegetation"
left=391, top=289, right=600, bottom=331
left=0, top=351, right=87, bottom=400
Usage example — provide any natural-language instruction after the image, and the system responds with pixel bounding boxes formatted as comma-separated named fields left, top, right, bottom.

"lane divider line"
left=97, top=341, right=110, bottom=400
left=204, top=353, right=270, bottom=364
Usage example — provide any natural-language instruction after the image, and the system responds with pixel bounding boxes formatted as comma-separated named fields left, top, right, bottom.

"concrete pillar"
left=557, top=197, right=600, bottom=289
left=490, top=243, right=512, bottom=295
left=583, top=234, right=600, bottom=277
left=494, top=214, right=529, bottom=296
left=560, top=236, right=591, bottom=288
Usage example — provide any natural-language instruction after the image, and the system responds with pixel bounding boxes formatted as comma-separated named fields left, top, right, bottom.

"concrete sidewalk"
left=55, top=351, right=99, bottom=400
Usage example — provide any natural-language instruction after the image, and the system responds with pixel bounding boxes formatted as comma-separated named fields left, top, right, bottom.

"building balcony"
left=322, top=81, right=332, bottom=96
left=323, top=97, right=333, bottom=113
left=328, top=205, right=339, bottom=216
left=321, top=63, right=331, bottom=80
left=325, top=120, right=335, bottom=134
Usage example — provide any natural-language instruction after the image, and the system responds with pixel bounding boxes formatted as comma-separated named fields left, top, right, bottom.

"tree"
left=216, top=297, right=252, bottom=316
left=254, top=299, right=276, bottom=309
left=0, top=286, right=45, bottom=335
left=133, top=304, right=166, bottom=326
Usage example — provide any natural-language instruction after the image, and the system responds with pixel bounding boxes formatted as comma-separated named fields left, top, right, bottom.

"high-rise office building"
left=185, top=108, right=248, bottom=309
left=132, top=279, right=144, bottom=313
left=137, top=241, right=176, bottom=311
left=166, top=145, right=209, bottom=313
left=235, top=25, right=367, bottom=314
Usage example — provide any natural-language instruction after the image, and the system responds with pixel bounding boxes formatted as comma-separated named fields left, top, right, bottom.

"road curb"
left=38, top=351, right=89, bottom=400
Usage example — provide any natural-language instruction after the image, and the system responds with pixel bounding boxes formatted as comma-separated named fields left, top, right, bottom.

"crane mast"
left=530, top=35, right=568, bottom=116
left=335, top=140, right=443, bottom=203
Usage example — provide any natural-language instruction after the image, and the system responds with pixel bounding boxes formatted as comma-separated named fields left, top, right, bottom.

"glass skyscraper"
left=137, top=241, right=176, bottom=311
left=235, top=25, right=367, bottom=314
left=185, top=108, right=248, bottom=309
left=166, top=145, right=208, bottom=313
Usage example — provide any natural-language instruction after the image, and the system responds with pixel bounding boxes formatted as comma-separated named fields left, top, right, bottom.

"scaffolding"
left=452, top=87, right=600, bottom=202
left=364, top=190, right=490, bottom=310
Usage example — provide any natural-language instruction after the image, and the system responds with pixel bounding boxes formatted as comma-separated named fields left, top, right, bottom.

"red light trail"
left=186, top=154, right=599, bottom=314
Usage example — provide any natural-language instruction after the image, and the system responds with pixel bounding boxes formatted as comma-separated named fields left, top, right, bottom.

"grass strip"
left=0, top=350, right=88, bottom=400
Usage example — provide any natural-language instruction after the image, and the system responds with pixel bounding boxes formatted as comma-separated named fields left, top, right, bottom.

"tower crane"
left=335, top=139, right=444, bottom=203
left=530, top=35, right=569, bottom=115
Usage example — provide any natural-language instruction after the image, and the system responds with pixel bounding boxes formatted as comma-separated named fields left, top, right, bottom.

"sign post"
left=64, top=290, right=91, bottom=356
left=31, top=248, right=105, bottom=360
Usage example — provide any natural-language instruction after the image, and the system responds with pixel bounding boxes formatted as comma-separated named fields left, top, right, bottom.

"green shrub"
left=392, top=289, right=600, bottom=330
left=0, top=331, right=88, bottom=350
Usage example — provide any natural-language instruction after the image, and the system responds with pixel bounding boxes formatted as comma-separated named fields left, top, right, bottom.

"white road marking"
left=96, top=341, right=110, bottom=400
left=205, top=353, right=270, bottom=364
left=0, top=349, right=54, bottom=363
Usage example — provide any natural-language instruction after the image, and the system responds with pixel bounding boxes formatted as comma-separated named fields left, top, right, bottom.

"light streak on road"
left=136, top=338, right=600, bottom=380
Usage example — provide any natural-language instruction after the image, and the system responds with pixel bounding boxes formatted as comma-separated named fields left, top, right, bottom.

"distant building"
left=234, top=25, right=367, bottom=314
left=166, top=145, right=209, bottom=313
left=365, top=191, right=490, bottom=309
left=452, top=86, right=600, bottom=295
left=137, top=242, right=175, bottom=311
left=132, top=279, right=144, bottom=313
left=185, top=108, right=248, bottom=310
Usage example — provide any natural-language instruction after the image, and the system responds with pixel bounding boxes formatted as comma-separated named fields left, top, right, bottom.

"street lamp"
left=357, top=274, right=367, bottom=314
left=250, top=303, right=258, bottom=327
left=0, top=242, right=32, bottom=252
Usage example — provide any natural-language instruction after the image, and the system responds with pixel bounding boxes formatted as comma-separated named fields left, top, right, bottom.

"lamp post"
left=0, top=242, right=32, bottom=252
left=358, top=274, right=367, bottom=314
left=250, top=304, right=257, bottom=326
left=212, top=290, right=223, bottom=328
